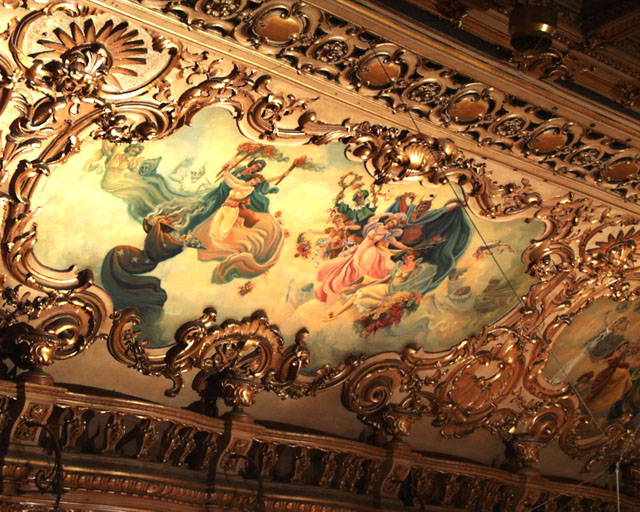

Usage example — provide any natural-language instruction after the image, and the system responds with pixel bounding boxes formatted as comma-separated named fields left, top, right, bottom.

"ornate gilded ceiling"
left=1, top=0, right=640, bottom=508
left=398, top=0, right=640, bottom=112
left=119, top=0, right=640, bottom=203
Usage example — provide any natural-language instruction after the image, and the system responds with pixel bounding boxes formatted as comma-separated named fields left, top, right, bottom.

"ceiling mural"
left=544, top=298, right=640, bottom=429
left=2, top=0, right=640, bottom=507
left=34, top=107, right=543, bottom=365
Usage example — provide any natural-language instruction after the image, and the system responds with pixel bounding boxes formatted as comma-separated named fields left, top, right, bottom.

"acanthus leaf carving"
left=2, top=0, right=640, bottom=474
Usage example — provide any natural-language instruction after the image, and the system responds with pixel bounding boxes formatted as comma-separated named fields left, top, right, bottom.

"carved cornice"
left=615, top=82, right=640, bottom=109
left=583, top=3, right=640, bottom=39
left=1, top=380, right=638, bottom=511
left=96, top=0, right=640, bottom=204
left=395, top=1, right=640, bottom=111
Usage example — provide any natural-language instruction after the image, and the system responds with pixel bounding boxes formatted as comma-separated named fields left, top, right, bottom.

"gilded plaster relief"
left=0, top=0, right=640, bottom=487
left=122, top=0, right=640, bottom=202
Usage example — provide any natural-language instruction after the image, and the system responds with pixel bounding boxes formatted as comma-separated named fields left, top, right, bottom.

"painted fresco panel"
left=543, top=298, right=640, bottom=424
left=34, top=107, right=543, bottom=367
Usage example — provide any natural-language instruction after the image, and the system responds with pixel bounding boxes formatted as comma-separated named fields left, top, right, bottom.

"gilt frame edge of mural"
left=0, top=0, right=639, bottom=469
left=102, top=0, right=640, bottom=208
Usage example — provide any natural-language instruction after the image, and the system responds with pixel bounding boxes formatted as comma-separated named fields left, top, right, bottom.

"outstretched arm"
left=267, top=174, right=285, bottom=183
left=389, top=238, right=412, bottom=251
left=604, top=311, right=614, bottom=330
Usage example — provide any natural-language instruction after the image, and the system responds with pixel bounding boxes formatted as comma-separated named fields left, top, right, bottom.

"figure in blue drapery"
left=101, top=159, right=286, bottom=345
left=386, top=193, right=472, bottom=296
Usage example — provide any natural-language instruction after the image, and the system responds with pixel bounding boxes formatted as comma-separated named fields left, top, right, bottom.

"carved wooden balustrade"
left=0, top=379, right=637, bottom=511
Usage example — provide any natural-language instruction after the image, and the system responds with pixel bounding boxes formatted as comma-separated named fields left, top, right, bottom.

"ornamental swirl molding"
left=0, top=1, right=178, bottom=379
left=0, top=0, right=640, bottom=480
left=124, top=0, right=640, bottom=203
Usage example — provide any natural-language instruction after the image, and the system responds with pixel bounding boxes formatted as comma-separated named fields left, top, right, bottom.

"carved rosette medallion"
left=11, top=3, right=178, bottom=97
left=311, top=38, right=349, bottom=63
left=405, top=79, right=443, bottom=105
left=569, top=147, right=603, bottom=168
left=491, top=115, right=528, bottom=139
left=201, top=0, right=245, bottom=18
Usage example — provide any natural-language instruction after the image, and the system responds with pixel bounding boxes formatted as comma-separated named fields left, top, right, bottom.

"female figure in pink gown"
left=315, top=213, right=410, bottom=305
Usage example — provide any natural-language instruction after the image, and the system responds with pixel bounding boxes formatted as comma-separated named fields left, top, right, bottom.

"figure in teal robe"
left=387, top=195, right=472, bottom=297
left=154, top=160, right=278, bottom=236
left=101, top=160, right=282, bottom=345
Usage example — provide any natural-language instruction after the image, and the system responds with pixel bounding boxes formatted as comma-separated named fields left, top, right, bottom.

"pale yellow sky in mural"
left=34, top=107, right=544, bottom=369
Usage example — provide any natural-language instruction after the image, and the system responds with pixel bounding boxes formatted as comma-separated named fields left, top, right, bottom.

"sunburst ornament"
left=30, top=19, right=147, bottom=92
left=590, top=229, right=638, bottom=272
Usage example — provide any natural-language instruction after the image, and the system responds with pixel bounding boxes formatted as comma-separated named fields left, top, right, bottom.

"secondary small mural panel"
left=34, top=108, right=543, bottom=367
left=543, top=299, right=640, bottom=424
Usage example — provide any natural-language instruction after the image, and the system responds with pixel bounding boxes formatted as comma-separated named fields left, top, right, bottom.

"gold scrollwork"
left=510, top=48, right=592, bottom=81
left=338, top=43, right=419, bottom=96
left=436, top=83, right=505, bottom=128
left=129, top=0, right=640, bottom=202
left=522, top=119, right=584, bottom=158
left=0, top=1, right=177, bottom=377
left=233, top=0, right=321, bottom=54
left=9, top=2, right=178, bottom=98
left=3, top=0, right=640, bottom=474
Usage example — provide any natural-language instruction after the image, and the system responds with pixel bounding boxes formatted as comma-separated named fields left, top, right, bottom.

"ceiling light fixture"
left=508, top=2, right=558, bottom=53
